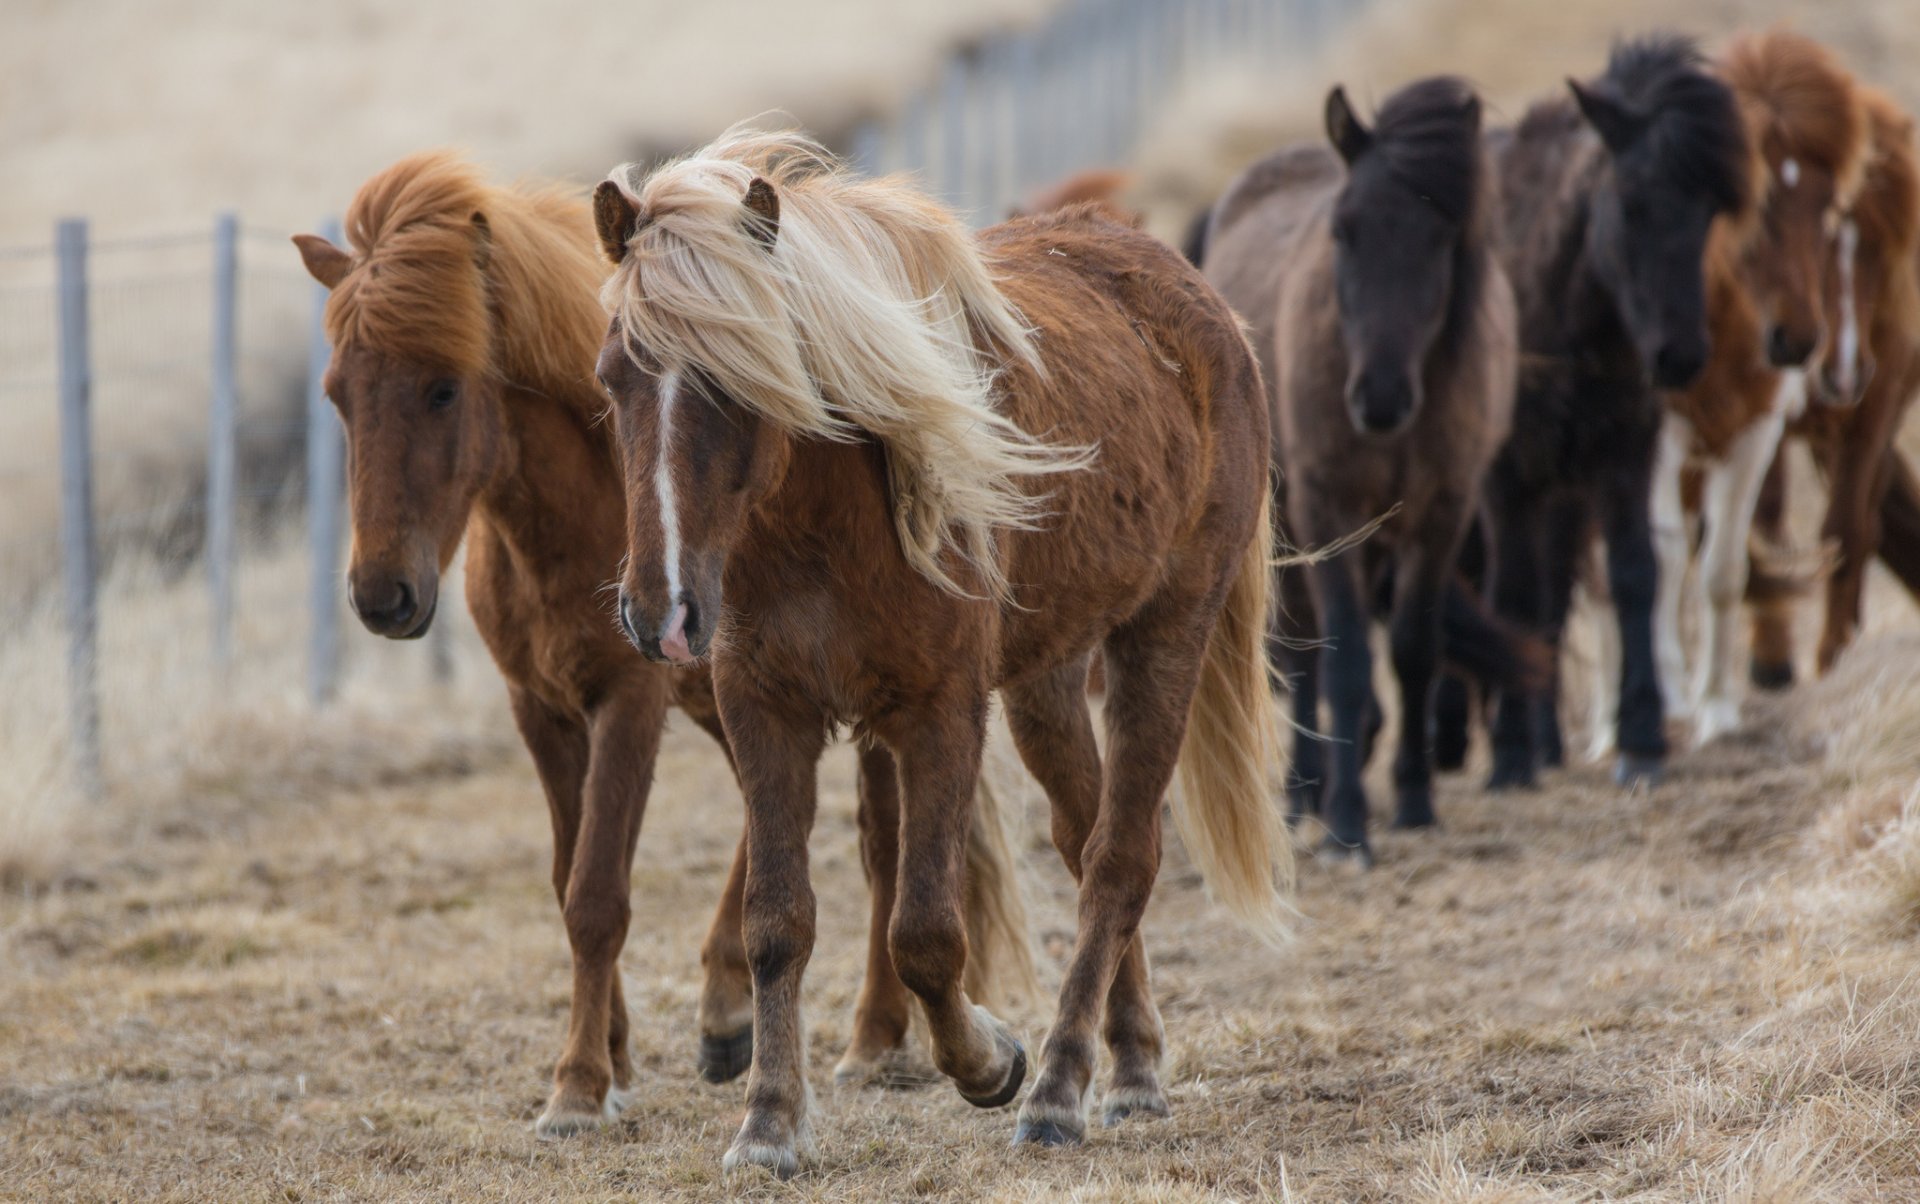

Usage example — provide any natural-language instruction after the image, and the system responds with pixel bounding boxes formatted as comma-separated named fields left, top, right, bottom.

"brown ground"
left=8, top=614, right=1920, bottom=1202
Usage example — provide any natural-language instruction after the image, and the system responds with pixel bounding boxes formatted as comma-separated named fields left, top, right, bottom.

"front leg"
left=1389, top=515, right=1467, bottom=831
left=1692, top=398, right=1787, bottom=745
left=1308, top=551, right=1374, bottom=863
left=1483, top=491, right=1543, bottom=790
left=1602, top=460, right=1668, bottom=786
left=536, top=679, right=668, bottom=1136
left=716, top=677, right=829, bottom=1179
left=1649, top=413, right=1694, bottom=721
left=832, top=741, right=919, bottom=1087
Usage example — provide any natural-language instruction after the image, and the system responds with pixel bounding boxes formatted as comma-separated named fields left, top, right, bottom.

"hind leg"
left=1003, top=658, right=1168, bottom=1130
left=832, top=742, right=919, bottom=1087
left=1014, top=603, right=1214, bottom=1146
left=1308, top=550, right=1375, bottom=861
left=1693, top=399, right=1786, bottom=745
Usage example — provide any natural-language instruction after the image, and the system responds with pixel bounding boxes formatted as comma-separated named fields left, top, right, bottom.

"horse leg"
left=679, top=706, right=755, bottom=1085
left=1747, top=443, right=1798, bottom=689
left=1601, top=458, right=1667, bottom=787
left=881, top=690, right=1029, bottom=1113
left=1431, top=674, right=1473, bottom=771
left=1535, top=495, right=1587, bottom=770
left=1388, top=527, right=1457, bottom=829
left=1484, top=488, right=1542, bottom=790
left=1272, top=563, right=1324, bottom=824
left=1015, top=601, right=1211, bottom=1147
left=1308, top=551, right=1375, bottom=863
left=1649, top=414, right=1694, bottom=723
left=1003, top=658, right=1168, bottom=1128
left=535, top=679, right=667, bottom=1136
left=716, top=684, right=828, bottom=1178
left=1693, top=396, right=1788, bottom=746
left=1819, top=398, right=1898, bottom=673
left=831, top=741, right=918, bottom=1087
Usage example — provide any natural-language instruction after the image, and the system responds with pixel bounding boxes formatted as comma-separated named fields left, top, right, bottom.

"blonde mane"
left=327, top=150, right=605, bottom=401
left=601, top=126, right=1090, bottom=600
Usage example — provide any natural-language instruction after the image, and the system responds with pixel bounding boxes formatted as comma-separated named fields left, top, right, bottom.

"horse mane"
left=1721, top=28, right=1868, bottom=214
left=1603, top=34, right=1752, bottom=215
left=1015, top=168, right=1135, bottom=219
left=1367, top=76, right=1485, bottom=228
left=602, top=125, right=1089, bottom=601
left=1854, top=88, right=1920, bottom=339
left=328, top=151, right=605, bottom=402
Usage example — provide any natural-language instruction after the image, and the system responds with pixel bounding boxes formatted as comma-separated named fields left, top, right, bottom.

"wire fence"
left=1, top=0, right=1365, bottom=798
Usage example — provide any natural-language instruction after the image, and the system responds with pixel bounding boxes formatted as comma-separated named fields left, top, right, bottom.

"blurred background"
left=2, top=0, right=1917, bottom=886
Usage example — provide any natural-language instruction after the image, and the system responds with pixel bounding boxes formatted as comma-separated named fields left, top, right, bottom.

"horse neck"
left=1521, top=151, right=1635, bottom=366
left=735, top=433, right=897, bottom=602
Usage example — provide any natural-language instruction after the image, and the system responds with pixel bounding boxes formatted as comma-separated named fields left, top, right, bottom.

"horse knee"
left=888, top=908, right=968, bottom=1001
left=562, top=891, right=630, bottom=963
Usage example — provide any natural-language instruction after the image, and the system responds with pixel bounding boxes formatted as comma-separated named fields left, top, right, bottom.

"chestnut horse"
left=1750, top=84, right=1920, bottom=679
left=1477, top=35, right=1750, bottom=790
left=1203, top=77, right=1516, bottom=863
left=291, top=152, right=1031, bottom=1137
left=1621, top=30, right=1868, bottom=751
left=593, top=128, right=1286, bottom=1173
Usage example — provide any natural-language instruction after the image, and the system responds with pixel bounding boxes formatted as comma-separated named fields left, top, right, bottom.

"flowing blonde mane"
left=601, top=126, right=1089, bottom=600
left=328, top=151, right=605, bottom=400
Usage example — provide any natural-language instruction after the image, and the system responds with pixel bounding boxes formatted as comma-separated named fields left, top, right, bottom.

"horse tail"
left=1440, top=575, right=1554, bottom=694
left=960, top=767, right=1040, bottom=1009
left=1179, top=205, right=1213, bottom=267
left=1172, top=482, right=1294, bottom=943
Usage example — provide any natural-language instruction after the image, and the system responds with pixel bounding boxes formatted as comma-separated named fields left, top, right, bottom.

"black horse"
left=1478, top=35, right=1750, bottom=789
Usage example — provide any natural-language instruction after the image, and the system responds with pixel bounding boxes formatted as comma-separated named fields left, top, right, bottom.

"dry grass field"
left=7, top=596, right=1920, bottom=1201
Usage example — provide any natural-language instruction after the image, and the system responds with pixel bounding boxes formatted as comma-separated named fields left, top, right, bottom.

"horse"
left=1749, top=84, right=1920, bottom=680
left=1010, top=167, right=1137, bottom=221
left=1200, top=77, right=1516, bottom=864
left=290, top=152, right=1033, bottom=1138
left=1612, top=30, right=1868, bottom=752
left=1476, top=34, right=1751, bottom=790
left=592, top=127, right=1287, bottom=1173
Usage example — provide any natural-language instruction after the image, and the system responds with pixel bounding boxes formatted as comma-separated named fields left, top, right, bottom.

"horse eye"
left=427, top=379, right=459, bottom=410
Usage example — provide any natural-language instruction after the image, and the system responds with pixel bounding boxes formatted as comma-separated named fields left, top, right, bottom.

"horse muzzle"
left=349, top=571, right=437, bottom=640
left=620, top=591, right=708, bottom=665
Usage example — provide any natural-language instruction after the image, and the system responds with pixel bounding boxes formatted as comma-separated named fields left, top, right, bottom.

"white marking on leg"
left=1835, top=218, right=1861, bottom=401
left=1650, top=414, right=1694, bottom=723
left=655, top=369, right=684, bottom=604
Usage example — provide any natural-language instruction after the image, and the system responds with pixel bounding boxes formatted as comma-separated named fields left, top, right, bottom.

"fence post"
left=307, top=217, right=344, bottom=706
left=208, top=211, right=239, bottom=669
left=55, top=218, right=101, bottom=800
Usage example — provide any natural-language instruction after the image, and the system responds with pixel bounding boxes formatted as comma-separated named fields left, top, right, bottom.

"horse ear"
left=1325, top=86, right=1372, bottom=165
left=1569, top=78, right=1642, bottom=152
left=593, top=180, right=639, bottom=264
left=292, top=233, right=352, bottom=289
left=470, top=211, right=492, bottom=271
left=743, top=177, right=780, bottom=250
left=1460, top=91, right=1483, bottom=134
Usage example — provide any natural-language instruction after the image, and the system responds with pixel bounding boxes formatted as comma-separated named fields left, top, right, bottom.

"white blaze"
left=655, top=370, right=684, bottom=604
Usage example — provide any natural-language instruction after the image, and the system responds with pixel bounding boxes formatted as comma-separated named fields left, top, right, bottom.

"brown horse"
left=592, top=128, right=1287, bottom=1173
left=1202, top=76, right=1516, bottom=863
left=1625, top=30, right=1869, bottom=750
left=291, top=152, right=1031, bottom=1138
left=1750, top=84, right=1920, bottom=680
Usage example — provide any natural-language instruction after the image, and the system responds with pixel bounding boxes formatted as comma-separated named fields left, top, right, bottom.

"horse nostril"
left=388, top=581, right=416, bottom=625
left=681, top=595, right=701, bottom=645
left=618, top=594, right=642, bottom=647
left=1766, top=326, right=1815, bottom=368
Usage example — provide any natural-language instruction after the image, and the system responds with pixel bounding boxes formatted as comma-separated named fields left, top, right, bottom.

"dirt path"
left=4, top=668, right=1917, bottom=1201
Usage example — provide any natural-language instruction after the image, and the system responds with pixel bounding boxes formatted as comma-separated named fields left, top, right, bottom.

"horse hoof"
left=1613, top=753, right=1663, bottom=789
left=533, top=1094, right=614, bottom=1139
left=1317, top=835, right=1374, bottom=871
left=697, top=1028, right=753, bottom=1084
left=1391, top=811, right=1437, bottom=831
left=1750, top=659, right=1794, bottom=692
left=1433, top=747, right=1468, bottom=773
left=1101, top=1084, right=1171, bottom=1126
left=833, top=1046, right=938, bottom=1090
left=1013, top=1116, right=1085, bottom=1147
left=959, top=1038, right=1027, bottom=1109
left=1486, top=758, right=1536, bottom=792
left=722, top=1140, right=800, bottom=1180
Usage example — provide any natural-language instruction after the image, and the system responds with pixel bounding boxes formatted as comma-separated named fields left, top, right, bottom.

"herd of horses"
left=287, top=25, right=1920, bottom=1177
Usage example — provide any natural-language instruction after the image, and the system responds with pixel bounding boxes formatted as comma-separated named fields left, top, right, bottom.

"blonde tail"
left=961, top=765, right=1041, bottom=1009
left=1171, top=485, right=1293, bottom=942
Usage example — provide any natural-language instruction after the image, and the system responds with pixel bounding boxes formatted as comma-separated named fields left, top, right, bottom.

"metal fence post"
left=306, top=217, right=344, bottom=706
left=56, top=218, right=101, bottom=800
left=208, top=211, right=239, bottom=668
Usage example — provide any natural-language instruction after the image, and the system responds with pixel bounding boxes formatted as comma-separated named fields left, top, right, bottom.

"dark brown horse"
left=1203, top=77, right=1516, bottom=863
left=1477, top=35, right=1750, bottom=790
left=593, top=128, right=1286, bottom=1173
left=291, top=152, right=1031, bottom=1138
left=1750, top=83, right=1920, bottom=679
